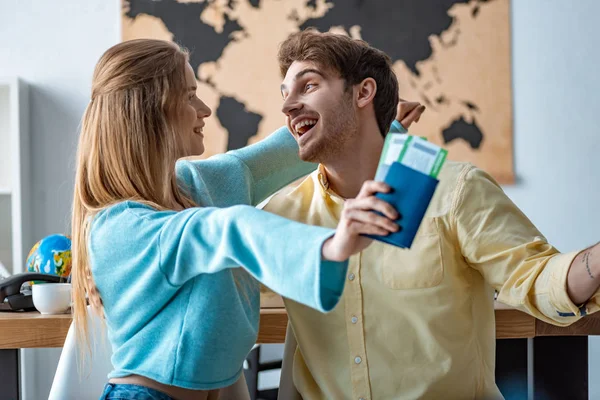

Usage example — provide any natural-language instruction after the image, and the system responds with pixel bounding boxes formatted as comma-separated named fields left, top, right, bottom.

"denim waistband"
left=99, top=383, right=174, bottom=400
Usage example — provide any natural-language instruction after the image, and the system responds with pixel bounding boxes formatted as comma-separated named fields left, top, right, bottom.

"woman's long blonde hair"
left=71, top=39, right=196, bottom=360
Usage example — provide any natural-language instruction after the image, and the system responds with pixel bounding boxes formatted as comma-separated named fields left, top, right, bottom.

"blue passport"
left=366, top=161, right=439, bottom=248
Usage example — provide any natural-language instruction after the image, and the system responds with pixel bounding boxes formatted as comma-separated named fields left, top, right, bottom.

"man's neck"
left=323, top=122, right=384, bottom=199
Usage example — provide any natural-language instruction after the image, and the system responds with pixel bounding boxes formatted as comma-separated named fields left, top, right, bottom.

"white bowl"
left=32, top=283, right=72, bottom=314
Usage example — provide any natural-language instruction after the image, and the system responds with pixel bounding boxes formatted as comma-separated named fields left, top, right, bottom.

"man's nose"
left=281, top=95, right=302, bottom=116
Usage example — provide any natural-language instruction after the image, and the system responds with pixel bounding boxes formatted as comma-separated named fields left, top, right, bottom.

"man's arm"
left=396, top=99, right=600, bottom=313
left=567, top=244, right=600, bottom=305
left=454, top=165, right=598, bottom=325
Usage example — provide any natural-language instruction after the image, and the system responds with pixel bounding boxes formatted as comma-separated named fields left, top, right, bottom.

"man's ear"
left=355, top=77, right=377, bottom=109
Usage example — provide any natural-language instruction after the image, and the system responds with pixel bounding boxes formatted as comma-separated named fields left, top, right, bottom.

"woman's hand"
left=322, top=181, right=400, bottom=262
left=396, top=98, right=426, bottom=129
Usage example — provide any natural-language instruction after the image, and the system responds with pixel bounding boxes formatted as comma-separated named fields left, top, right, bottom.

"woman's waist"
left=109, top=328, right=256, bottom=391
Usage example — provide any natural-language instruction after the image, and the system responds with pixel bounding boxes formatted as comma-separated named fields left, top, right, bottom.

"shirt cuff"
left=390, top=119, right=407, bottom=134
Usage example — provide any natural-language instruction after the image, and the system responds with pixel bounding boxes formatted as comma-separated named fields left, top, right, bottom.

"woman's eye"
left=305, top=83, right=316, bottom=91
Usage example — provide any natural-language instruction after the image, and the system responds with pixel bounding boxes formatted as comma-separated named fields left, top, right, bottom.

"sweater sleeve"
left=176, top=127, right=316, bottom=208
left=390, top=119, right=408, bottom=134
left=157, top=205, right=348, bottom=312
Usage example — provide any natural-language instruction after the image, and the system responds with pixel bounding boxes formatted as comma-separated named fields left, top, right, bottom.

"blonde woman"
left=71, top=39, right=399, bottom=400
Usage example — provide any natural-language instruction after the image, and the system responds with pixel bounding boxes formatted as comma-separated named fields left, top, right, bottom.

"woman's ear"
left=356, top=77, right=377, bottom=109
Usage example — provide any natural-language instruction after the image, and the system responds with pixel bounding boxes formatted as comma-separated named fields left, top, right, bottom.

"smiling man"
left=262, top=29, right=600, bottom=400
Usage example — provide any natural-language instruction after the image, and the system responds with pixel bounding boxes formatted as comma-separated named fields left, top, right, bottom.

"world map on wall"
left=123, top=0, right=513, bottom=183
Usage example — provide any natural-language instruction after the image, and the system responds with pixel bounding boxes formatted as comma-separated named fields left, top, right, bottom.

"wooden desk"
left=2, top=296, right=600, bottom=348
left=0, top=311, right=72, bottom=348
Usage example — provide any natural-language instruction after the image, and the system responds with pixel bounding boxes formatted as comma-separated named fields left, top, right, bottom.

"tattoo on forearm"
left=583, top=251, right=595, bottom=279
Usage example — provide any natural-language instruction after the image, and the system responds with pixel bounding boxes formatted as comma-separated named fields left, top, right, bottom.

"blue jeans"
left=99, top=383, right=174, bottom=400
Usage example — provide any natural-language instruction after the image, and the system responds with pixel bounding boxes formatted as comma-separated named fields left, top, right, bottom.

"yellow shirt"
left=263, top=162, right=599, bottom=400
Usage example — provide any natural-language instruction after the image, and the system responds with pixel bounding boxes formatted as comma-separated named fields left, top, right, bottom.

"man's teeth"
left=294, top=119, right=317, bottom=133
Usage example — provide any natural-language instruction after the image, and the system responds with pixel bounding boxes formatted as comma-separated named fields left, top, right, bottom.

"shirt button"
left=348, top=273, right=355, bottom=281
left=354, top=356, right=362, bottom=364
left=351, top=316, right=358, bottom=324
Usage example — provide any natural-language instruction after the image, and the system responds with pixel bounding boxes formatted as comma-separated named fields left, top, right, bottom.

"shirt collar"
left=316, top=164, right=345, bottom=204
left=317, top=164, right=330, bottom=190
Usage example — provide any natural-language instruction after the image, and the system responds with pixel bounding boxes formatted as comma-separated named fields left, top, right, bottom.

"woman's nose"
left=198, top=99, right=211, bottom=118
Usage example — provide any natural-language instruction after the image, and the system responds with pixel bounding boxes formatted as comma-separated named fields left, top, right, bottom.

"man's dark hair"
left=278, top=28, right=399, bottom=136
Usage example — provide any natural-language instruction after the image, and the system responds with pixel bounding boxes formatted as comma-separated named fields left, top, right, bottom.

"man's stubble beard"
left=300, top=91, right=358, bottom=164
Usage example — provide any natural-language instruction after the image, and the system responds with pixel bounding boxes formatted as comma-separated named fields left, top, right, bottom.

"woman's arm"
left=176, top=127, right=316, bottom=207
left=157, top=205, right=347, bottom=312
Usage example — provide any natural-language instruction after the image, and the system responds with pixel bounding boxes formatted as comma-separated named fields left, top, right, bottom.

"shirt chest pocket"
left=378, top=217, right=444, bottom=289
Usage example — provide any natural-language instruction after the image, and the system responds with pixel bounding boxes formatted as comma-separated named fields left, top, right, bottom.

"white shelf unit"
left=0, top=77, right=31, bottom=277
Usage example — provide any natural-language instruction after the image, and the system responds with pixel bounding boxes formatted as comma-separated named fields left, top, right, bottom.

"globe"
left=26, top=234, right=72, bottom=279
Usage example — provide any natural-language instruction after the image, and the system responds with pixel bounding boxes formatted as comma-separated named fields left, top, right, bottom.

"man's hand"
left=397, top=98, right=426, bottom=129
left=321, top=181, right=399, bottom=262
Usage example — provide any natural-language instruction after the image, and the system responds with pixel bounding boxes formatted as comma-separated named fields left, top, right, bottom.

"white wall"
left=0, top=0, right=600, bottom=399
left=0, top=1, right=120, bottom=399
left=508, top=2, right=600, bottom=397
